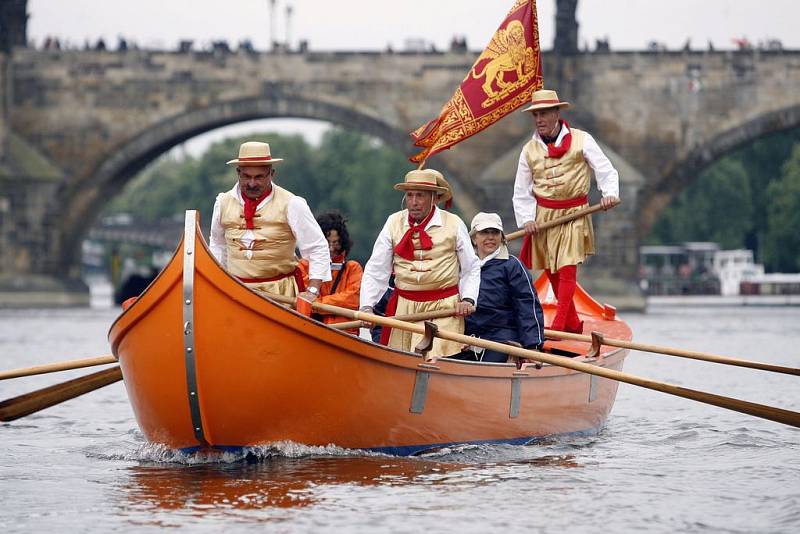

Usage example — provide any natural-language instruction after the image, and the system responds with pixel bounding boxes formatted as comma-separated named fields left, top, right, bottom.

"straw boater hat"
left=394, top=169, right=453, bottom=205
left=226, top=141, right=284, bottom=166
left=522, top=89, right=571, bottom=113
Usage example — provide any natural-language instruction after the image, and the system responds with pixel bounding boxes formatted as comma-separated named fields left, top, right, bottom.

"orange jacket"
left=299, top=255, right=363, bottom=330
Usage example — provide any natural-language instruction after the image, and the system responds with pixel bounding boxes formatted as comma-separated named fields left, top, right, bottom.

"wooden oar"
left=0, top=366, right=123, bottom=422
left=544, top=329, right=800, bottom=376
left=329, top=308, right=458, bottom=331
left=265, top=294, right=459, bottom=331
left=0, top=355, right=117, bottom=381
left=306, top=300, right=800, bottom=429
left=505, top=203, right=607, bottom=242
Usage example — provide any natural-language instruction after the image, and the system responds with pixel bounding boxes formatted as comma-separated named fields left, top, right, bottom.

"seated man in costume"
left=209, top=141, right=330, bottom=301
left=452, top=212, right=545, bottom=363
left=298, top=211, right=363, bottom=331
left=359, top=169, right=480, bottom=357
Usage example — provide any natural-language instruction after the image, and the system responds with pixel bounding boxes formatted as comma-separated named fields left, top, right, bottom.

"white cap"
left=470, top=212, right=504, bottom=236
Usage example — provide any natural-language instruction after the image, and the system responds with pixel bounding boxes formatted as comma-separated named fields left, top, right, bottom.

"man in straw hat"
left=513, top=89, right=619, bottom=333
left=360, top=169, right=480, bottom=357
left=209, top=141, right=331, bottom=300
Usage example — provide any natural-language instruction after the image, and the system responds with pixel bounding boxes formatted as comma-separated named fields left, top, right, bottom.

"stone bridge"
left=2, top=26, right=800, bottom=308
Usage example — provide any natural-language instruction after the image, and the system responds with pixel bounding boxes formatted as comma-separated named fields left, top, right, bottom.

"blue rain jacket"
left=465, top=254, right=545, bottom=350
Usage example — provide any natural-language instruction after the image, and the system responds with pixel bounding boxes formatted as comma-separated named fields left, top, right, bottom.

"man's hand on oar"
left=523, top=221, right=539, bottom=236
left=600, top=195, right=619, bottom=210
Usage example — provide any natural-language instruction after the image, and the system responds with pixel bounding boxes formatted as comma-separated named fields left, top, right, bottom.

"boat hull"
left=109, top=212, right=630, bottom=455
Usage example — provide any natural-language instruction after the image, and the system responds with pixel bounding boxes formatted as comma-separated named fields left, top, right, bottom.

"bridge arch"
left=637, top=103, right=800, bottom=237
left=56, top=95, right=416, bottom=274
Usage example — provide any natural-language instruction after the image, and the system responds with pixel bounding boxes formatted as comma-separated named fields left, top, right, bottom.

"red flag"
left=410, top=0, right=543, bottom=164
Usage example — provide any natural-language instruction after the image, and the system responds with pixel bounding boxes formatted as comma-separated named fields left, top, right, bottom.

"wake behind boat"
left=107, top=211, right=631, bottom=455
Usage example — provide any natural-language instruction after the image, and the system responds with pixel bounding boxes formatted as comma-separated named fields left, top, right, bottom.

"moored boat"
left=108, top=211, right=631, bottom=455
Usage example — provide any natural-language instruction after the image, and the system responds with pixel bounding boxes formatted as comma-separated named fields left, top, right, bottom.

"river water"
left=1, top=303, right=798, bottom=533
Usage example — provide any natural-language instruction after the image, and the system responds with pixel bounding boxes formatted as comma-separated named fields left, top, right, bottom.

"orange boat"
left=108, top=211, right=631, bottom=456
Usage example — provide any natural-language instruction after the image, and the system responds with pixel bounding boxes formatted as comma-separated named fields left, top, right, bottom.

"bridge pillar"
left=554, top=0, right=579, bottom=55
left=0, top=0, right=28, bottom=53
left=0, top=47, right=89, bottom=307
left=1, top=52, right=7, bottom=163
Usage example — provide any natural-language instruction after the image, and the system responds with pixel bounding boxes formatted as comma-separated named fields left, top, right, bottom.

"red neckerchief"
left=242, top=185, right=271, bottom=230
left=543, top=120, right=572, bottom=159
left=394, top=208, right=436, bottom=261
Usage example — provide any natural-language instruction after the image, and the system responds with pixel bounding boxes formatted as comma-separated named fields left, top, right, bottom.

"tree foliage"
left=106, top=128, right=414, bottom=263
left=763, top=145, right=800, bottom=271
left=648, top=129, right=800, bottom=272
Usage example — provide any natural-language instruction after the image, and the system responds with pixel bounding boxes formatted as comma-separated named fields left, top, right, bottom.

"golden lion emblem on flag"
left=469, top=20, right=538, bottom=107
left=411, top=0, right=542, bottom=165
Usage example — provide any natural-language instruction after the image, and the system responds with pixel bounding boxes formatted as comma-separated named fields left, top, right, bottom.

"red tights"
left=545, top=265, right=583, bottom=333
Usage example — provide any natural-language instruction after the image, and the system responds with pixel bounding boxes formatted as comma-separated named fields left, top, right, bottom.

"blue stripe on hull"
left=177, top=426, right=602, bottom=457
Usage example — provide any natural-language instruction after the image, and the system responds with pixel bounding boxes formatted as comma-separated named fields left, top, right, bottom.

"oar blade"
left=0, top=366, right=123, bottom=422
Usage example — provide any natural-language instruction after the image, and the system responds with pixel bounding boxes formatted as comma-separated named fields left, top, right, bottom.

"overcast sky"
left=28, top=0, right=798, bottom=52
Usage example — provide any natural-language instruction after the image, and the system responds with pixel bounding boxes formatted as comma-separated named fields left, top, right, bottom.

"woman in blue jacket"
left=456, top=212, right=545, bottom=363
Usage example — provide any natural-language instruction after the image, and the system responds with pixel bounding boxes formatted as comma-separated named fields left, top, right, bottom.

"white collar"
left=402, top=205, right=442, bottom=230
left=533, top=123, right=570, bottom=147
left=478, top=244, right=509, bottom=267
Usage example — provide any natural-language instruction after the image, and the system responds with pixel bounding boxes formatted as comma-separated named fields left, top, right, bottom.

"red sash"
left=379, top=285, right=459, bottom=346
left=519, top=195, right=588, bottom=269
left=534, top=194, right=588, bottom=209
left=237, top=267, right=306, bottom=293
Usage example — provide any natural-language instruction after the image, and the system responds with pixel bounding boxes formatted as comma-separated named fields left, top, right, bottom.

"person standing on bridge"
left=209, top=141, right=330, bottom=301
left=360, top=169, right=480, bottom=357
left=513, top=89, right=619, bottom=333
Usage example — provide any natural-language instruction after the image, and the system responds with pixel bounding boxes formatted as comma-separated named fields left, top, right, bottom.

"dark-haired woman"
left=299, top=212, right=363, bottom=332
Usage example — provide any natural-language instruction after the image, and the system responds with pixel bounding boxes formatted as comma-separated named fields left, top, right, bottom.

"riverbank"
left=647, top=294, right=800, bottom=307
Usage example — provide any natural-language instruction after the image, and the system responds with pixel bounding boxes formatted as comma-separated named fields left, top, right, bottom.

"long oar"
left=505, top=203, right=607, bottom=242
left=0, top=367, right=123, bottom=422
left=0, top=355, right=117, bottom=380
left=328, top=308, right=458, bottom=331
left=265, top=293, right=458, bottom=330
left=499, top=203, right=796, bottom=377
left=544, top=329, right=800, bottom=377
left=306, top=300, right=800, bottom=429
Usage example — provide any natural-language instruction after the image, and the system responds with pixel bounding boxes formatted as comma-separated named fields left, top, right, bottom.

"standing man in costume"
left=513, top=89, right=619, bottom=333
left=209, top=141, right=331, bottom=301
left=298, top=211, right=363, bottom=331
left=360, top=169, right=480, bottom=357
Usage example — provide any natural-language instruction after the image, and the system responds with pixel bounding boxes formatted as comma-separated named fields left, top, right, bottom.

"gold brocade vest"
left=219, top=185, right=298, bottom=279
left=523, top=128, right=590, bottom=201
left=388, top=209, right=461, bottom=292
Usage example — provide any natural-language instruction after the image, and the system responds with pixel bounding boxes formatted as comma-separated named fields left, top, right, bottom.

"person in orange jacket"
left=299, top=212, right=363, bottom=332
